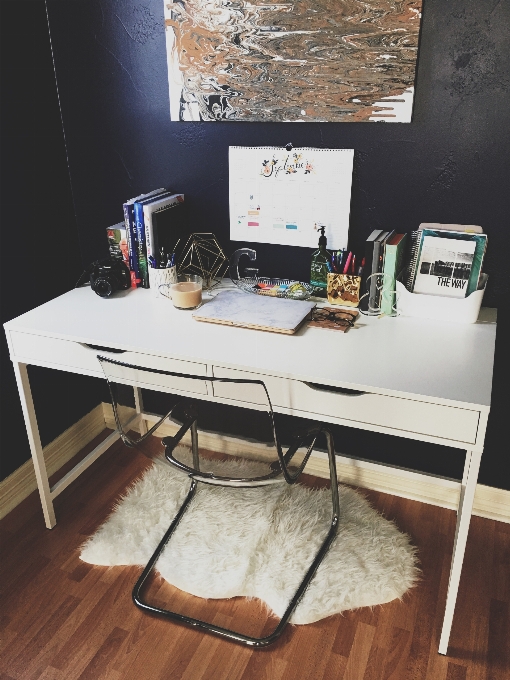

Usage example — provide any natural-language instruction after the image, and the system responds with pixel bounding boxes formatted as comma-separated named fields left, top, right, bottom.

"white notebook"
left=193, top=290, right=316, bottom=334
left=413, top=236, right=476, bottom=298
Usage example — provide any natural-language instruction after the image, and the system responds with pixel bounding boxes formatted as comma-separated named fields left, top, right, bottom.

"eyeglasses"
left=311, top=308, right=358, bottom=328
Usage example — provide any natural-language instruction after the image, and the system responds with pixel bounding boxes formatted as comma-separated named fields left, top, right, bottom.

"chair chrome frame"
left=98, top=355, right=340, bottom=647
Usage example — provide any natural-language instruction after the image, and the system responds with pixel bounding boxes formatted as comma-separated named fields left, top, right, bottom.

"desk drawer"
left=9, top=331, right=208, bottom=395
left=212, top=366, right=479, bottom=444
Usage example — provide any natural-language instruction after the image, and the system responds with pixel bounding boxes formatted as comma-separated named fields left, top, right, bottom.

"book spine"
left=359, top=242, right=375, bottom=312
left=133, top=201, right=149, bottom=288
left=380, top=245, right=397, bottom=316
left=123, top=203, right=140, bottom=288
left=144, top=205, right=155, bottom=263
left=404, top=231, right=421, bottom=291
left=466, top=235, right=487, bottom=296
left=106, top=224, right=129, bottom=267
left=369, top=240, right=382, bottom=310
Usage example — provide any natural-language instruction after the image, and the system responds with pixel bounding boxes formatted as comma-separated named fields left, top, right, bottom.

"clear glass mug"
left=160, top=274, right=202, bottom=310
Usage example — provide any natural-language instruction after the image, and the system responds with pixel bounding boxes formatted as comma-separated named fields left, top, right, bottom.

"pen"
left=357, top=257, right=365, bottom=276
left=159, top=248, right=167, bottom=269
left=350, top=254, right=356, bottom=275
left=148, top=255, right=157, bottom=269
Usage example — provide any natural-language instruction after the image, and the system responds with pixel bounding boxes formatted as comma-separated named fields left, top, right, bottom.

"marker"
left=343, top=251, right=352, bottom=274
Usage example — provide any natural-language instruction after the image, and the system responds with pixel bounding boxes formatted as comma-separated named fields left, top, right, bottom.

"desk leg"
left=13, top=362, right=56, bottom=529
left=438, top=448, right=481, bottom=655
left=133, top=387, right=148, bottom=436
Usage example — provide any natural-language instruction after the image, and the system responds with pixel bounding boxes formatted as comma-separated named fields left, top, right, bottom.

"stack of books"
left=359, top=230, right=408, bottom=313
left=107, top=189, right=187, bottom=288
left=359, top=223, right=487, bottom=314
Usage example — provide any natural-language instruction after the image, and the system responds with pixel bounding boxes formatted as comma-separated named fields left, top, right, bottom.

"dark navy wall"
left=1, top=0, right=509, bottom=488
left=46, top=0, right=510, bottom=303
left=0, top=0, right=108, bottom=481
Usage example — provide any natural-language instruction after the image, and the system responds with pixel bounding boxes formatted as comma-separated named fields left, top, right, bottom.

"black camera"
left=90, top=258, right=131, bottom=298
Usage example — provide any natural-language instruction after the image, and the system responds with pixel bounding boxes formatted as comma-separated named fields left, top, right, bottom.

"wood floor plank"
left=363, top=643, right=387, bottom=680
left=379, top=626, right=411, bottom=680
left=492, top=529, right=510, bottom=604
left=11, top=596, right=81, bottom=679
left=321, top=652, right=348, bottom=680
left=487, top=599, right=510, bottom=680
left=0, top=434, right=508, bottom=679
left=446, top=662, right=468, bottom=680
left=342, top=622, right=376, bottom=680
left=405, top=509, right=451, bottom=679
left=73, top=626, right=129, bottom=680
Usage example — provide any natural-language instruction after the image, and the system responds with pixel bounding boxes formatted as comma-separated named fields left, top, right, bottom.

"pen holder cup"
left=148, top=266, right=177, bottom=298
left=327, top=274, right=361, bottom=307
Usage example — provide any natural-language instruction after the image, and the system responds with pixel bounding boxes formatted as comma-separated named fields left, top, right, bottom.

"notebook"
left=193, top=290, right=316, bottom=334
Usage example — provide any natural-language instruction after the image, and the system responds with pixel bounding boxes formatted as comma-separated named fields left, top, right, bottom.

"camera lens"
left=92, top=276, right=117, bottom=298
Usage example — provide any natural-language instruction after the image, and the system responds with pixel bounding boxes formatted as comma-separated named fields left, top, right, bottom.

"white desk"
left=3, top=285, right=497, bottom=655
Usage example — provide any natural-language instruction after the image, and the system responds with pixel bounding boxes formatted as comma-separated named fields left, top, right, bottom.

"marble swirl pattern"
left=165, top=0, right=422, bottom=122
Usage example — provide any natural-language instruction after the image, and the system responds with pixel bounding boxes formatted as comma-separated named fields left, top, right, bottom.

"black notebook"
left=151, top=200, right=189, bottom=263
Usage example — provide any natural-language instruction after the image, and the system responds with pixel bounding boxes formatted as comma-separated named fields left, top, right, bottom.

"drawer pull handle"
left=304, top=382, right=366, bottom=396
left=82, top=344, right=126, bottom=354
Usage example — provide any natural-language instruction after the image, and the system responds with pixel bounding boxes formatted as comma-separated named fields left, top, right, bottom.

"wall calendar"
left=229, top=147, right=354, bottom=250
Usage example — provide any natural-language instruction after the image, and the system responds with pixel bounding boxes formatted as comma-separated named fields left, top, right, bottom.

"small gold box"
left=327, top=274, right=361, bottom=307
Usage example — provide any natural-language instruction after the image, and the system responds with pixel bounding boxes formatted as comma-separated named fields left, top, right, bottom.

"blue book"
left=133, top=190, right=173, bottom=287
left=123, top=189, right=165, bottom=287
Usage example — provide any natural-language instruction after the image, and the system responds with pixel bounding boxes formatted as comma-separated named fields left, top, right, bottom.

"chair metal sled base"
left=131, top=405, right=340, bottom=648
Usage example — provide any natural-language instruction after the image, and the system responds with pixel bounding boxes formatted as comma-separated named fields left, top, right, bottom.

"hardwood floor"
left=0, top=433, right=508, bottom=680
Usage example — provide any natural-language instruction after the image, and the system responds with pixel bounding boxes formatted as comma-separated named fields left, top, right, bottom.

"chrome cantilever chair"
left=98, top=354, right=340, bottom=648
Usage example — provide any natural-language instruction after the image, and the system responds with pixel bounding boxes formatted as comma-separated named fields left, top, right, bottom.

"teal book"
left=380, top=233, right=407, bottom=315
left=414, top=229, right=487, bottom=296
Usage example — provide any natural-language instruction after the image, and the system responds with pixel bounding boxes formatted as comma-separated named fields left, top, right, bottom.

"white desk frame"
left=4, top=286, right=497, bottom=656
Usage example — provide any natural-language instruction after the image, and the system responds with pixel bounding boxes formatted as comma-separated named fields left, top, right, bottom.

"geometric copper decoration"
left=177, top=233, right=229, bottom=289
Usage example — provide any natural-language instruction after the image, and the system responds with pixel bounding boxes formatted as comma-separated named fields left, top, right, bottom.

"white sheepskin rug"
left=81, top=447, right=419, bottom=624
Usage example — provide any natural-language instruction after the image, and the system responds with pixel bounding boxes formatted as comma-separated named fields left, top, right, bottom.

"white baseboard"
left=104, top=404, right=510, bottom=525
left=2, top=403, right=508, bottom=525
left=0, top=404, right=106, bottom=521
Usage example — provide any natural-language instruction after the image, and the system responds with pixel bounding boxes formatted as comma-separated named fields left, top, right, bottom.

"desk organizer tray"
left=395, top=277, right=487, bottom=323
left=233, top=276, right=314, bottom=301
left=193, top=290, right=315, bottom=334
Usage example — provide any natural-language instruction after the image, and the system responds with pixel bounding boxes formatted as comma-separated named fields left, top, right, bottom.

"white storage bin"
left=395, top=276, right=487, bottom=324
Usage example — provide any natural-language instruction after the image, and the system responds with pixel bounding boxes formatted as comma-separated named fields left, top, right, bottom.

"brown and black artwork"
left=164, top=0, right=423, bottom=123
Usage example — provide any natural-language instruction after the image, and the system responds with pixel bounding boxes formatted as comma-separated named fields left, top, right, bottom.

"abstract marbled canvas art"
left=164, top=0, right=422, bottom=123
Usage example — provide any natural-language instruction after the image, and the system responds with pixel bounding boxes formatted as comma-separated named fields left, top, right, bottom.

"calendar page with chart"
left=229, top=147, right=354, bottom=249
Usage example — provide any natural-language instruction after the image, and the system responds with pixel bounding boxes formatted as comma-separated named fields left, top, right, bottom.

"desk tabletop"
left=4, top=285, right=497, bottom=409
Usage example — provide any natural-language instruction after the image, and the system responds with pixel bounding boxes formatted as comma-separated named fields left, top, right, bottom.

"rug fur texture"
left=81, top=447, right=419, bottom=624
